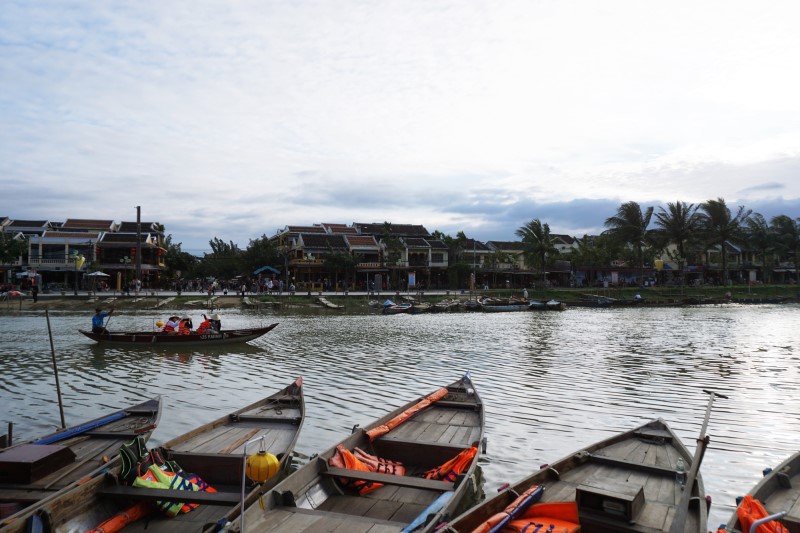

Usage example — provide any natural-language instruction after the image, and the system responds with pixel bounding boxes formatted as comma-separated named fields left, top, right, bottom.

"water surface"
left=1, top=302, right=798, bottom=529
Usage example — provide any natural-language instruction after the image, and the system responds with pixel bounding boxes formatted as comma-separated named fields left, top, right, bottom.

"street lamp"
left=120, top=256, right=131, bottom=294
left=73, top=253, right=85, bottom=296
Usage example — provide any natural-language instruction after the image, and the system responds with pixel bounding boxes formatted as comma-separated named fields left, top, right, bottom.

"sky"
left=2, top=1, right=800, bottom=254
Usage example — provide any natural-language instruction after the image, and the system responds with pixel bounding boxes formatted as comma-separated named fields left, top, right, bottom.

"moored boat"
left=0, top=396, right=162, bottom=520
left=79, top=323, right=278, bottom=346
left=234, top=373, right=485, bottom=533
left=442, top=418, right=707, bottom=533
left=546, top=299, right=566, bottom=311
left=1, top=378, right=304, bottom=533
left=717, top=450, right=800, bottom=533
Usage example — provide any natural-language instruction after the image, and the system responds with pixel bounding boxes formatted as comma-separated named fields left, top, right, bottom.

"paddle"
left=100, top=308, right=115, bottom=335
left=668, top=389, right=728, bottom=533
left=485, top=485, right=545, bottom=533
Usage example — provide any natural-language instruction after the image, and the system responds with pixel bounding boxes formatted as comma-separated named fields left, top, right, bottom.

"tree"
left=242, top=235, right=281, bottom=277
left=323, top=249, right=359, bottom=290
left=652, top=201, right=702, bottom=288
left=0, top=232, right=27, bottom=266
left=604, top=201, right=654, bottom=287
left=380, top=222, right=404, bottom=288
left=698, top=198, right=751, bottom=285
left=744, top=213, right=776, bottom=284
left=162, top=235, right=199, bottom=284
left=198, top=238, right=242, bottom=280
left=515, top=219, right=558, bottom=286
left=771, top=215, right=800, bottom=282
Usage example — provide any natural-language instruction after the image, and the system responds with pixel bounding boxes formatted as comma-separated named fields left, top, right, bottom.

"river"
left=1, top=302, right=798, bottom=530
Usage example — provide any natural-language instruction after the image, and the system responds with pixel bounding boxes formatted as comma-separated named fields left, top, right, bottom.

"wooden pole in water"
left=45, top=309, right=67, bottom=429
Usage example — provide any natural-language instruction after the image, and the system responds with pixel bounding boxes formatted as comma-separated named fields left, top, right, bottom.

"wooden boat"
left=0, top=396, right=162, bottom=519
left=235, top=373, right=485, bottom=533
left=1, top=378, right=304, bottom=533
left=546, top=299, right=566, bottom=311
left=718, top=450, right=800, bottom=533
left=442, top=418, right=707, bottom=533
left=480, top=296, right=530, bottom=312
left=383, top=303, right=413, bottom=314
left=79, top=323, right=278, bottom=346
left=528, top=299, right=547, bottom=310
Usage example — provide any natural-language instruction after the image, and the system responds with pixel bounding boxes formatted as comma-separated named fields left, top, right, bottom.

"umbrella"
left=87, top=272, right=110, bottom=277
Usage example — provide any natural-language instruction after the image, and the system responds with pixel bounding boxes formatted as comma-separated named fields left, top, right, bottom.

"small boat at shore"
left=2, top=378, right=304, bottom=533
left=79, top=323, right=278, bottom=346
left=0, top=396, right=162, bottom=520
left=717, top=450, right=800, bottom=533
left=235, top=373, right=485, bottom=533
left=442, top=418, right=707, bottom=533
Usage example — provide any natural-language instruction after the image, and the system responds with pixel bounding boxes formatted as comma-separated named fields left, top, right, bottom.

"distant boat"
left=546, top=299, right=566, bottom=311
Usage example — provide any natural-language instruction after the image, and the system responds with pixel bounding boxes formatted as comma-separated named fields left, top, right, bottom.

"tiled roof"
left=552, top=234, right=575, bottom=245
left=322, top=223, right=358, bottom=234
left=487, top=241, right=523, bottom=251
left=7, top=220, right=48, bottom=228
left=101, top=233, right=150, bottom=244
left=299, top=234, right=348, bottom=250
left=428, top=239, right=448, bottom=250
left=353, top=222, right=430, bottom=237
left=118, top=221, right=160, bottom=232
left=345, top=235, right=379, bottom=248
left=287, top=225, right=326, bottom=233
left=464, top=239, right=490, bottom=251
left=63, top=219, right=114, bottom=230
left=404, top=238, right=430, bottom=248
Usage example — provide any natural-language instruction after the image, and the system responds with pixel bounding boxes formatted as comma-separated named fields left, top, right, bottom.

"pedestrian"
left=92, top=307, right=113, bottom=334
left=523, top=288, right=529, bottom=299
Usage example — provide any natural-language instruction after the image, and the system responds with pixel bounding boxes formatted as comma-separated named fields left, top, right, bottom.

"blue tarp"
left=254, top=265, right=281, bottom=275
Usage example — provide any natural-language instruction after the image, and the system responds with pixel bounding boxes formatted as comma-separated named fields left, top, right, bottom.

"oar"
left=668, top=389, right=728, bottom=533
left=101, top=308, right=115, bottom=334
left=485, top=485, right=545, bottom=533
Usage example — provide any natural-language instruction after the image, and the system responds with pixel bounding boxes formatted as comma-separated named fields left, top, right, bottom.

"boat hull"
left=444, top=418, right=706, bottom=533
left=0, top=397, right=162, bottom=522
left=238, top=374, right=484, bottom=533
left=79, top=323, right=278, bottom=346
left=1, top=379, right=304, bottom=533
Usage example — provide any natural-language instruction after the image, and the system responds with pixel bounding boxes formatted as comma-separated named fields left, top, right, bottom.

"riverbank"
left=2, top=284, right=797, bottom=312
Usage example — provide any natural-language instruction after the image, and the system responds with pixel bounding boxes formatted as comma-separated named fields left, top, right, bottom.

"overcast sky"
left=2, top=1, right=799, bottom=254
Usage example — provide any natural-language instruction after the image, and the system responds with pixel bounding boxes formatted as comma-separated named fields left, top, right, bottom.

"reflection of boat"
left=445, top=418, right=706, bottom=533
left=2, top=379, right=305, bottom=533
left=719, top=450, right=800, bottom=533
left=236, top=373, right=485, bottom=533
left=0, top=397, right=162, bottom=519
left=79, top=323, right=278, bottom=346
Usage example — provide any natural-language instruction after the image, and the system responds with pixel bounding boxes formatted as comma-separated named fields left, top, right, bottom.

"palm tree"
left=698, top=198, right=751, bottom=285
left=604, top=201, right=654, bottom=287
left=744, top=213, right=775, bottom=284
left=771, top=215, right=800, bottom=283
left=515, top=219, right=558, bottom=287
left=653, top=201, right=702, bottom=288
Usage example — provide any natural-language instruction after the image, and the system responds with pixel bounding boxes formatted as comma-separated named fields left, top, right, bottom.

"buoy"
left=245, top=451, right=279, bottom=482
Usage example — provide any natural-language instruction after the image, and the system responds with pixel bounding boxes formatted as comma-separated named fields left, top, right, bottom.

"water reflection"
left=0, top=303, right=798, bottom=529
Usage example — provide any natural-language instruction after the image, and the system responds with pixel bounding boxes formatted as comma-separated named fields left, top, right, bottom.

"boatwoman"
left=92, top=307, right=113, bottom=334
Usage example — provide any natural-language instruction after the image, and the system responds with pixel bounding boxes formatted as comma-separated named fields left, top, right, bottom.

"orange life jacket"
left=424, top=446, right=477, bottom=482
left=735, top=495, right=789, bottom=533
left=196, top=320, right=212, bottom=334
left=367, top=387, right=449, bottom=440
left=328, top=445, right=383, bottom=495
left=179, top=320, right=192, bottom=335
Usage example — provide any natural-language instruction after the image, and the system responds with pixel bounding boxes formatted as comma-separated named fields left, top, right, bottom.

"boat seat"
left=588, top=453, right=677, bottom=476
left=323, top=467, right=454, bottom=491
left=98, top=485, right=241, bottom=505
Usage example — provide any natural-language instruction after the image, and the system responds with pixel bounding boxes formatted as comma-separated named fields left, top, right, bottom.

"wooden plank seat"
left=98, top=485, right=241, bottom=505
left=433, top=400, right=481, bottom=410
left=322, top=467, right=454, bottom=491
left=372, top=437, right=474, bottom=469
left=228, top=415, right=303, bottom=425
left=588, top=454, right=677, bottom=477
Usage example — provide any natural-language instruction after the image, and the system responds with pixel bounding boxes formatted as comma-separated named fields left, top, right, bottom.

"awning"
left=254, top=265, right=281, bottom=275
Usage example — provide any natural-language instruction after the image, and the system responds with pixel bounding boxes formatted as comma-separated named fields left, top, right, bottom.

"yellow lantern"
left=245, top=450, right=279, bottom=483
left=155, top=321, right=164, bottom=328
